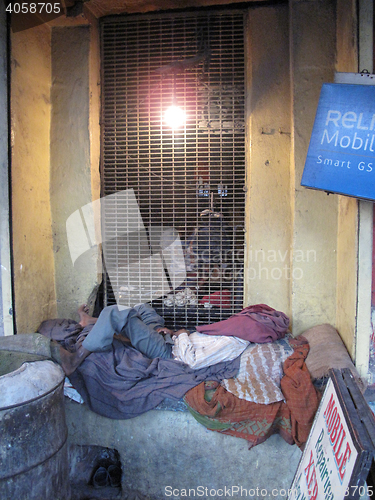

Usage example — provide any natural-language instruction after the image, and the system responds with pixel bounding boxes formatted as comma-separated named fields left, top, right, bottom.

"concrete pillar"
left=244, top=4, right=292, bottom=316
left=355, top=0, right=373, bottom=379
left=289, top=0, right=337, bottom=334
left=50, top=26, right=99, bottom=319
left=0, top=2, right=13, bottom=336
left=11, top=23, right=56, bottom=333
left=335, top=0, right=358, bottom=356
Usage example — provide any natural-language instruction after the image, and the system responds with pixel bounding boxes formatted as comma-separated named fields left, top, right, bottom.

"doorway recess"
left=100, top=9, right=246, bottom=328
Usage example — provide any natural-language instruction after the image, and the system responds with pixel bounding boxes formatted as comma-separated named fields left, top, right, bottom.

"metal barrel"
left=0, top=358, right=71, bottom=499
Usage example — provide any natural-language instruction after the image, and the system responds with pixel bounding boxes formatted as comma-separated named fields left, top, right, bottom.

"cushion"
left=298, top=324, right=366, bottom=392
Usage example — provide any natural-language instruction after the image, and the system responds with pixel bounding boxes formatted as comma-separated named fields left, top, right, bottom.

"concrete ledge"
left=65, top=398, right=302, bottom=500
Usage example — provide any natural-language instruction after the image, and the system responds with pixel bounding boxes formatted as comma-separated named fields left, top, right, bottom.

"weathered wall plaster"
left=87, top=16, right=101, bottom=240
left=335, top=0, right=359, bottom=357
left=50, top=26, right=99, bottom=320
left=244, top=5, right=292, bottom=316
left=11, top=24, right=57, bottom=333
left=354, top=0, right=373, bottom=377
left=289, top=0, right=338, bottom=335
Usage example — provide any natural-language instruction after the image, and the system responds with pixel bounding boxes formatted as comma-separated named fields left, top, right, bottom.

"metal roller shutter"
left=101, top=9, right=246, bottom=329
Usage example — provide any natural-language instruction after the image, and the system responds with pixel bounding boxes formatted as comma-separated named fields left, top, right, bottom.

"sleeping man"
left=38, top=301, right=291, bottom=420
left=58, top=302, right=250, bottom=375
left=37, top=303, right=247, bottom=419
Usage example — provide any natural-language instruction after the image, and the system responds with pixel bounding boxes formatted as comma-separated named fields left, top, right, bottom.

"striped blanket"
left=222, top=337, right=293, bottom=405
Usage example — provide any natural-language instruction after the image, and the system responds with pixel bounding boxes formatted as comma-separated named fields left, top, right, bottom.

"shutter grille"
left=101, top=9, right=246, bottom=329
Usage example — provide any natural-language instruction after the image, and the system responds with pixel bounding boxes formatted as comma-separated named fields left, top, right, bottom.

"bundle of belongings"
left=37, top=303, right=364, bottom=451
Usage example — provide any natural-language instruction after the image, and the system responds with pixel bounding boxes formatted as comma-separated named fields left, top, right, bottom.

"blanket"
left=69, top=341, right=240, bottom=419
left=222, top=336, right=294, bottom=404
left=196, top=304, right=290, bottom=343
left=38, top=318, right=240, bottom=419
left=184, top=337, right=321, bottom=449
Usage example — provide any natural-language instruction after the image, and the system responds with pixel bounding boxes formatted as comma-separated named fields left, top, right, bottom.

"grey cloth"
left=37, top=318, right=89, bottom=352
left=82, top=303, right=173, bottom=359
left=69, top=340, right=240, bottom=419
left=38, top=318, right=82, bottom=341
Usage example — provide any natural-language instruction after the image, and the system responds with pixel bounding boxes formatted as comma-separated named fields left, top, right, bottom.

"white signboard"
left=289, top=378, right=358, bottom=500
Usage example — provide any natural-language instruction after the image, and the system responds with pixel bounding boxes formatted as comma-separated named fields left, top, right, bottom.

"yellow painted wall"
left=335, top=0, right=359, bottom=357
left=50, top=25, right=99, bottom=320
left=289, top=0, right=338, bottom=335
left=88, top=16, right=102, bottom=310
left=11, top=17, right=101, bottom=331
left=88, top=17, right=101, bottom=227
left=244, top=0, right=341, bottom=336
left=11, top=24, right=57, bottom=333
left=244, top=5, right=292, bottom=316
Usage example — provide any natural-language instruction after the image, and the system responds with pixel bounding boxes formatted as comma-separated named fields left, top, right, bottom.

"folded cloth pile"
left=184, top=337, right=321, bottom=449
left=196, top=303, right=290, bottom=343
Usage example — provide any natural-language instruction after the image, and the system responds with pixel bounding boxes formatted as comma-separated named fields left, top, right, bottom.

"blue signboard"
left=301, top=83, right=375, bottom=201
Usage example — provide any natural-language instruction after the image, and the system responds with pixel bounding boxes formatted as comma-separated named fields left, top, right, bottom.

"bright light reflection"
left=164, top=105, right=186, bottom=128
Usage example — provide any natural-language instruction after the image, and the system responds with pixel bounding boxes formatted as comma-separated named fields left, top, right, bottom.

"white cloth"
left=172, top=331, right=249, bottom=370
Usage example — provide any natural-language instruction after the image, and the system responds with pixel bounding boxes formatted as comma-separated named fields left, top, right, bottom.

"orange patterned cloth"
left=281, top=337, right=321, bottom=447
left=184, top=337, right=321, bottom=449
